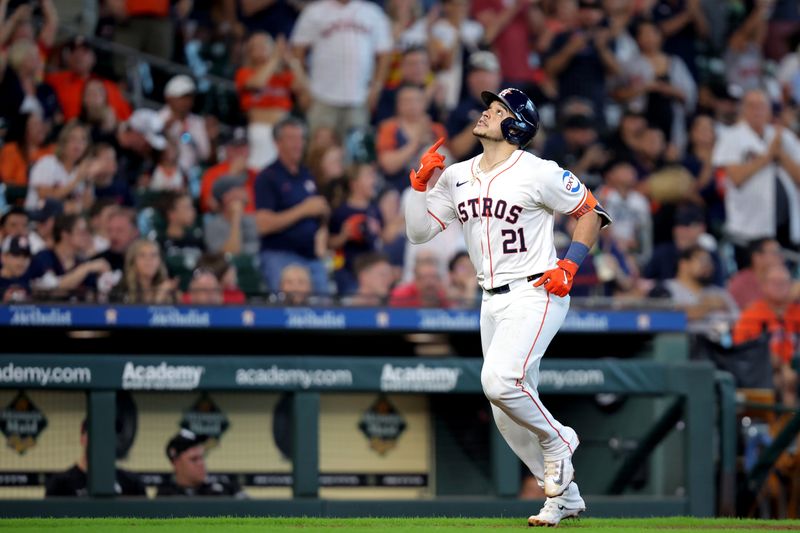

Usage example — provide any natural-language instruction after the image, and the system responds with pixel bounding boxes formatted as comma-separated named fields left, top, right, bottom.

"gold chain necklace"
left=478, top=153, right=514, bottom=174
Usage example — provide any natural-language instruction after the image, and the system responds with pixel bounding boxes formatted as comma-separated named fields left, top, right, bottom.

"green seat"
left=3, top=185, right=27, bottom=207
left=231, top=254, right=264, bottom=297
left=164, top=253, right=195, bottom=291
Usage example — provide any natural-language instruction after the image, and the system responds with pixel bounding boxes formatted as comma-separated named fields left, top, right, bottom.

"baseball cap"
left=164, top=75, right=196, bottom=99
left=563, top=113, right=594, bottom=130
left=468, top=51, right=500, bottom=73
left=212, top=174, right=248, bottom=203
left=221, top=126, right=248, bottom=147
left=1, top=235, right=31, bottom=257
left=65, top=35, right=92, bottom=51
left=674, top=204, right=705, bottom=226
left=578, top=0, right=602, bottom=8
left=166, top=429, right=207, bottom=461
left=28, top=199, right=63, bottom=223
left=126, top=109, right=167, bottom=151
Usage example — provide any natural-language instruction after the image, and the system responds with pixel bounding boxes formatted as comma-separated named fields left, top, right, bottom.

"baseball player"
left=405, top=88, right=611, bottom=527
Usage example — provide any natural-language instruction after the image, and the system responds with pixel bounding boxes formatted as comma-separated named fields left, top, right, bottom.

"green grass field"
left=4, top=517, right=800, bottom=532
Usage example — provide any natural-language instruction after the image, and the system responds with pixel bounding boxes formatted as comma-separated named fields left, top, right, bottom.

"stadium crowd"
left=0, top=1, right=800, bottom=370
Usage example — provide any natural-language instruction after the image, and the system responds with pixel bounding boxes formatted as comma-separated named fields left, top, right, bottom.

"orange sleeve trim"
left=568, top=188, right=594, bottom=217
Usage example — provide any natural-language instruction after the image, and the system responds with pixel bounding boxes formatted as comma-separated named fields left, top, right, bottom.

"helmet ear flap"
left=500, top=117, right=534, bottom=148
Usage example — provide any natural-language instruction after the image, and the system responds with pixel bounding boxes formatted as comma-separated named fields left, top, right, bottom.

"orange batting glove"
left=534, top=259, right=579, bottom=297
left=409, top=137, right=446, bottom=192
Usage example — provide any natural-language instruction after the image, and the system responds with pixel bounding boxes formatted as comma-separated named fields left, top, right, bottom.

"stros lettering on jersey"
left=423, top=151, right=611, bottom=290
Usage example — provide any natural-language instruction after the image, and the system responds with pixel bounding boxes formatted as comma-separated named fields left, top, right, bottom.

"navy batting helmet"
left=481, top=88, right=540, bottom=148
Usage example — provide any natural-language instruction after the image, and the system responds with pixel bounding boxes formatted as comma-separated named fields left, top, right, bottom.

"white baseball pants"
left=480, top=281, right=582, bottom=505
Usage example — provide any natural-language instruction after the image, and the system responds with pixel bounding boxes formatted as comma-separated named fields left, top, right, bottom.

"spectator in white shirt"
left=291, top=0, right=393, bottom=138
left=712, top=89, right=800, bottom=268
left=25, top=121, right=93, bottom=214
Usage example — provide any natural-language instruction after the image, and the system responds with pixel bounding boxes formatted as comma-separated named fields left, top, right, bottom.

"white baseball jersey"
left=410, top=150, right=593, bottom=290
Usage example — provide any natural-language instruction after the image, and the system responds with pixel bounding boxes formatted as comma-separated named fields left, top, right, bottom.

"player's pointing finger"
left=428, top=137, right=445, bottom=154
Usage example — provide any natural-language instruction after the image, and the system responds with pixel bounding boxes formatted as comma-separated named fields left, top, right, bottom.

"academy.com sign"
left=0, top=363, right=91, bottom=386
left=122, top=361, right=205, bottom=390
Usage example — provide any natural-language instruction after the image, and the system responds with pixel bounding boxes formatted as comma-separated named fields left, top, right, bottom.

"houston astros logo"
left=562, top=171, right=581, bottom=193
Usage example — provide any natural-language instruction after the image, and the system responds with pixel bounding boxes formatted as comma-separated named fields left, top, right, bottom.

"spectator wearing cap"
left=159, top=75, right=211, bottom=178
left=650, top=0, right=709, bottom=82
left=0, top=112, right=53, bottom=190
left=541, top=102, right=608, bottom=188
left=0, top=235, right=32, bottom=302
left=235, top=32, right=309, bottom=172
left=254, top=117, right=331, bottom=295
left=26, top=198, right=62, bottom=255
left=45, top=419, right=145, bottom=497
left=24, top=121, right=94, bottom=215
left=0, top=206, right=29, bottom=242
left=615, top=19, right=696, bottom=156
left=204, top=175, right=260, bottom=257
left=446, top=50, right=502, bottom=161
left=377, top=84, right=449, bottom=192
left=115, top=108, right=167, bottom=188
left=44, top=35, right=132, bottom=122
left=374, top=46, right=442, bottom=126
left=290, top=0, right=392, bottom=138
left=199, top=127, right=256, bottom=214
left=28, top=214, right=110, bottom=297
left=712, top=89, right=800, bottom=268
left=159, top=429, right=245, bottom=497
left=543, top=0, right=621, bottom=121
left=644, top=204, right=725, bottom=287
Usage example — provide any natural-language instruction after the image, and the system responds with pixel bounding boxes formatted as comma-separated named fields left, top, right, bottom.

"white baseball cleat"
left=528, top=499, right=585, bottom=527
left=543, top=457, right=574, bottom=498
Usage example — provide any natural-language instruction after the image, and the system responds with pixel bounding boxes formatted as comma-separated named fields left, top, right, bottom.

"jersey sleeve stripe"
left=428, top=209, right=446, bottom=230
left=566, top=188, right=589, bottom=215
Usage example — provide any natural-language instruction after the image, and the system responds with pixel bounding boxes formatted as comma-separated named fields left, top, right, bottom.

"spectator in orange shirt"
left=733, top=264, right=800, bottom=406
left=0, top=112, right=53, bottom=189
left=376, top=83, right=448, bottom=191
left=199, top=127, right=256, bottom=214
left=235, top=32, right=309, bottom=171
left=45, top=36, right=132, bottom=122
